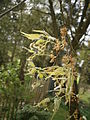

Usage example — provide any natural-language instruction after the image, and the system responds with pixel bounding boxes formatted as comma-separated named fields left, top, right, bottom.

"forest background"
left=0, top=0, right=90, bottom=120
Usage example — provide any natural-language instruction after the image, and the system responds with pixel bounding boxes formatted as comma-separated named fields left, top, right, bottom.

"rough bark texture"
left=70, top=80, right=80, bottom=120
left=19, top=41, right=30, bottom=84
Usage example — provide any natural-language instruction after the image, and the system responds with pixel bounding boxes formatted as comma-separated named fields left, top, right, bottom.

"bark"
left=19, top=41, right=30, bottom=84
left=66, top=2, right=89, bottom=118
left=48, top=0, right=58, bottom=38
left=70, top=80, right=81, bottom=120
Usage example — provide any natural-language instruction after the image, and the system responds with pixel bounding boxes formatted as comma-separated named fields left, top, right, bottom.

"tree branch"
left=72, top=14, right=90, bottom=50
left=31, top=8, right=51, bottom=15
left=71, top=0, right=89, bottom=51
left=78, top=0, right=89, bottom=29
left=58, top=0, right=64, bottom=23
left=72, top=0, right=78, bottom=8
left=48, top=0, right=58, bottom=38
left=0, top=0, right=26, bottom=19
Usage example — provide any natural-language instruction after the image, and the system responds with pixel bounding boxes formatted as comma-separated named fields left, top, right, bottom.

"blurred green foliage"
left=16, top=104, right=51, bottom=120
left=0, top=61, right=33, bottom=119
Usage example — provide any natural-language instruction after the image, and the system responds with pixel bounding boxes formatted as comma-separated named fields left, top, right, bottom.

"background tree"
left=0, top=0, right=90, bottom=119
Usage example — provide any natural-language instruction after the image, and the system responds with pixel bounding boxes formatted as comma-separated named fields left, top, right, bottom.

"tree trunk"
left=48, top=0, right=58, bottom=38
left=19, top=41, right=30, bottom=84
left=11, top=39, right=17, bottom=62
left=19, top=55, right=26, bottom=84
left=70, top=80, right=81, bottom=120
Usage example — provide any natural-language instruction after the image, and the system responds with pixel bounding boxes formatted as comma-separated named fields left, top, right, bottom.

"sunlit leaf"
left=32, top=81, right=41, bottom=89
left=29, top=61, right=35, bottom=67
left=33, top=30, right=49, bottom=35
left=21, top=31, right=44, bottom=40
left=22, top=46, right=34, bottom=53
left=36, top=97, right=50, bottom=107
left=30, top=68, right=36, bottom=74
left=47, top=67, right=65, bottom=76
left=51, top=98, right=61, bottom=120
left=54, top=98, right=61, bottom=111
left=77, top=74, right=80, bottom=84
left=35, top=39, right=45, bottom=45
left=38, top=72, right=43, bottom=79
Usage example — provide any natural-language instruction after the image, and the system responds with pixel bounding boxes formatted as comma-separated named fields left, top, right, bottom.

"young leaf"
left=35, top=39, right=45, bottom=45
left=22, top=46, right=34, bottom=53
left=21, top=31, right=44, bottom=40
left=38, top=72, right=43, bottom=79
left=77, top=74, right=80, bottom=84
left=33, top=30, right=49, bottom=35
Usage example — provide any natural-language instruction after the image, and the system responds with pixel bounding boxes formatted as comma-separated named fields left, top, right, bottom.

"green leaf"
left=33, top=30, right=49, bottom=35
left=48, top=67, right=65, bottom=77
left=21, top=31, right=44, bottom=40
left=38, top=72, right=43, bottom=79
left=32, top=81, right=41, bottom=89
left=35, top=39, right=45, bottom=45
left=54, top=98, right=61, bottom=111
left=51, top=98, right=61, bottom=120
left=77, top=74, right=80, bottom=84
left=36, top=97, right=50, bottom=107
left=29, top=61, right=35, bottom=67
left=23, top=46, right=34, bottom=53
left=30, top=68, right=36, bottom=74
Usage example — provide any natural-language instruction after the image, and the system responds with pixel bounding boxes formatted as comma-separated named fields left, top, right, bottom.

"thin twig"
left=0, top=0, right=26, bottom=19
